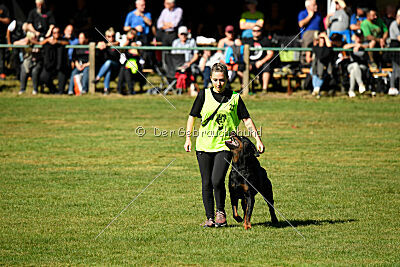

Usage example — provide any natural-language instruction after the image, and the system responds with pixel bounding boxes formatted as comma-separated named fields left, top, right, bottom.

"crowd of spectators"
left=0, top=0, right=399, bottom=97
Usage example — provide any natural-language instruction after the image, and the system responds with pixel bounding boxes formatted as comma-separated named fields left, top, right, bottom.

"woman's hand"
left=184, top=138, right=192, bottom=152
left=256, top=140, right=265, bottom=154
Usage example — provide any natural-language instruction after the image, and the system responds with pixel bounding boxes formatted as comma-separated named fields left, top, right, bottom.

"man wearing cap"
left=124, top=0, right=152, bottom=44
left=240, top=0, right=264, bottom=39
left=171, top=26, right=199, bottom=68
left=156, top=0, right=183, bottom=46
left=26, top=0, right=55, bottom=39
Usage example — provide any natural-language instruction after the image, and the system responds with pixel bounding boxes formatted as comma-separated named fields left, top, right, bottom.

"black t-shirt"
left=72, top=47, right=89, bottom=64
left=243, top=36, right=272, bottom=63
left=0, top=4, right=10, bottom=40
left=189, top=88, right=250, bottom=120
left=104, top=46, right=120, bottom=62
left=27, top=8, right=56, bottom=37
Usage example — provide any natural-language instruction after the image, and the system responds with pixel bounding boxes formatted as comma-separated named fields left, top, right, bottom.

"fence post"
left=242, top=44, right=250, bottom=96
left=89, top=42, right=96, bottom=94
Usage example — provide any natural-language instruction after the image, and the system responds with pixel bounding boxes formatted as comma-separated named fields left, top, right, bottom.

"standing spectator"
left=156, top=0, right=183, bottom=46
left=39, top=27, right=69, bottom=94
left=26, top=0, right=56, bottom=40
left=69, top=0, right=93, bottom=36
left=382, top=4, right=397, bottom=29
left=343, top=29, right=368, bottom=97
left=388, top=9, right=400, bottom=96
left=350, top=5, right=367, bottom=40
left=360, top=8, right=388, bottom=69
left=239, top=0, right=264, bottom=39
left=124, top=0, right=152, bottom=45
left=264, top=2, right=287, bottom=36
left=298, top=0, right=323, bottom=65
left=67, top=32, right=90, bottom=95
left=92, top=27, right=120, bottom=95
left=242, top=25, right=274, bottom=94
left=6, top=20, right=26, bottom=80
left=310, top=32, right=334, bottom=97
left=326, top=0, right=351, bottom=43
left=17, top=32, right=43, bottom=95
left=0, top=3, right=10, bottom=80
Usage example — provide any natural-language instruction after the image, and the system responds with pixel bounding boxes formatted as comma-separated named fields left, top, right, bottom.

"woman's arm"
left=184, top=115, right=196, bottom=152
left=242, top=117, right=265, bottom=153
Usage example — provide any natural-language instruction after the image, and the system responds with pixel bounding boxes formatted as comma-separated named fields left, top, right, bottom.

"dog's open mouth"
left=225, top=132, right=240, bottom=149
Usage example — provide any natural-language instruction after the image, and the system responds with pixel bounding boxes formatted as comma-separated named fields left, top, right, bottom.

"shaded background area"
left=2, top=0, right=389, bottom=41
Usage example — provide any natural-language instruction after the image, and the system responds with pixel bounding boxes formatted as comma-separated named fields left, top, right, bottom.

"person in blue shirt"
left=298, top=0, right=323, bottom=65
left=124, top=0, right=152, bottom=44
left=350, top=5, right=367, bottom=42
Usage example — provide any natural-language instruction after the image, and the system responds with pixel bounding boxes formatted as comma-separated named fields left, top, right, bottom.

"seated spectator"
left=388, top=9, right=400, bottom=96
left=123, top=0, right=152, bottom=45
left=63, top=24, right=79, bottom=67
left=242, top=25, right=274, bottom=94
left=17, top=32, right=43, bottom=95
left=199, top=50, right=224, bottom=89
left=26, top=0, right=55, bottom=40
left=360, top=8, right=389, bottom=69
left=310, top=31, right=334, bottom=97
left=239, top=0, right=264, bottom=39
left=343, top=29, right=369, bottom=97
left=224, top=39, right=244, bottom=85
left=171, top=26, right=199, bottom=75
left=39, top=27, right=70, bottom=94
left=0, top=3, right=11, bottom=80
left=67, top=32, right=90, bottom=95
left=117, top=28, right=144, bottom=95
left=6, top=20, right=26, bottom=80
left=156, top=0, right=183, bottom=46
left=326, top=0, right=351, bottom=43
left=92, top=27, right=120, bottom=95
left=298, top=0, right=323, bottom=65
left=349, top=5, right=367, bottom=41
left=217, top=25, right=240, bottom=52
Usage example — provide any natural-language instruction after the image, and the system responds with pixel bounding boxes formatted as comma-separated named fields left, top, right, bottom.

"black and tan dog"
left=225, top=131, right=278, bottom=229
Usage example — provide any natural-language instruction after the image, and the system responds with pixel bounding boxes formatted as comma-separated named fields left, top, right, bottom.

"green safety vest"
left=196, top=88, right=240, bottom=152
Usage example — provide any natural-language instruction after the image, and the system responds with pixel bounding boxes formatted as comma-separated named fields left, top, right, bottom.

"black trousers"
left=196, top=150, right=232, bottom=219
left=40, top=68, right=68, bottom=94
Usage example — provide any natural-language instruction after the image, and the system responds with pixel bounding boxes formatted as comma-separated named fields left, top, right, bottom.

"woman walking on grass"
left=184, top=62, right=264, bottom=227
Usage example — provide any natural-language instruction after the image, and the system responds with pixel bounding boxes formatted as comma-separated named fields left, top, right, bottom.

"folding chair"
left=161, top=53, right=186, bottom=95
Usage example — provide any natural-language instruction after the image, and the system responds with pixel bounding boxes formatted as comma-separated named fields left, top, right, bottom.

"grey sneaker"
left=215, top=210, right=227, bottom=227
left=201, top=218, right=215, bottom=228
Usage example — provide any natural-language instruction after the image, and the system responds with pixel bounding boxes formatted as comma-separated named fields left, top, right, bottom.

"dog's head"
left=225, top=131, right=260, bottom=163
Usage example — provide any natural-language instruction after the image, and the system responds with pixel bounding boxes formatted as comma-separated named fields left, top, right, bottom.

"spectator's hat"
left=225, top=25, right=234, bottom=32
left=165, top=0, right=175, bottom=3
left=178, top=26, right=188, bottom=35
left=397, top=8, right=400, bottom=17
left=35, top=0, right=44, bottom=3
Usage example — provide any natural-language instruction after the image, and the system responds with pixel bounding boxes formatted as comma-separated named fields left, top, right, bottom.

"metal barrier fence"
left=0, top=43, right=399, bottom=95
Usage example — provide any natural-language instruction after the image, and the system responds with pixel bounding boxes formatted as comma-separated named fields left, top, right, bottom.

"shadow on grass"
left=252, top=218, right=357, bottom=228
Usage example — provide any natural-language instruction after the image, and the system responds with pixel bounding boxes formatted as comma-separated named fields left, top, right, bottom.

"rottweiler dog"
left=225, top=131, right=278, bottom=229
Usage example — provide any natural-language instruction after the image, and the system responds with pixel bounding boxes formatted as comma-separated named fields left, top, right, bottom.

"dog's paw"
left=233, top=215, right=243, bottom=223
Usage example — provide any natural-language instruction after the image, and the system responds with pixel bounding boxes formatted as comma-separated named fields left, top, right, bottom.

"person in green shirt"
left=239, top=0, right=264, bottom=39
left=184, top=63, right=264, bottom=228
left=360, top=8, right=389, bottom=68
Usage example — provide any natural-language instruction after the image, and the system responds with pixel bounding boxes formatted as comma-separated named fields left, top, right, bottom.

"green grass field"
left=0, top=85, right=399, bottom=265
